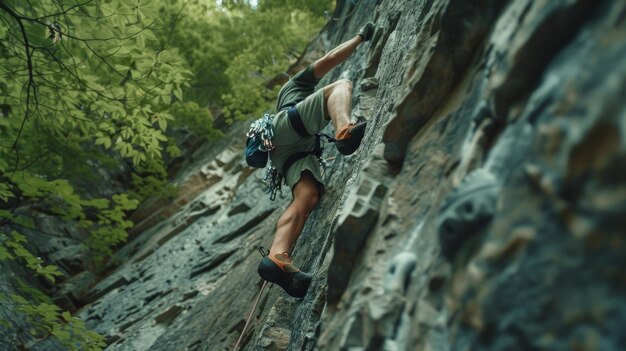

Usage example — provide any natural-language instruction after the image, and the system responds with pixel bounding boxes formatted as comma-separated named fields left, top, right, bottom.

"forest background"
left=0, top=0, right=333, bottom=349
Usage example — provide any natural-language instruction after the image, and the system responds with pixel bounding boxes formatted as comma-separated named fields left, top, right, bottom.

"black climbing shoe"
left=335, top=121, right=367, bottom=155
left=357, top=22, right=375, bottom=42
left=437, top=169, right=500, bottom=260
left=258, top=254, right=311, bottom=298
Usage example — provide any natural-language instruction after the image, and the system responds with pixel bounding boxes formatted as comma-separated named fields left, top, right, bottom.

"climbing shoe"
left=335, top=121, right=367, bottom=155
left=357, top=22, right=375, bottom=42
left=258, top=253, right=312, bottom=298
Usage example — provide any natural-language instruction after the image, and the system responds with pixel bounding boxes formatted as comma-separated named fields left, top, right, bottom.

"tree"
left=158, top=0, right=334, bottom=122
left=0, top=0, right=190, bottom=348
left=0, top=0, right=194, bottom=249
left=0, top=0, right=333, bottom=348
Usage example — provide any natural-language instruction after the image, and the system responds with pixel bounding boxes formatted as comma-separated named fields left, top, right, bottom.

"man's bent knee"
left=293, top=173, right=321, bottom=210
left=338, top=79, right=353, bottom=90
left=324, top=79, right=353, bottom=99
left=333, top=79, right=352, bottom=92
left=295, top=185, right=319, bottom=211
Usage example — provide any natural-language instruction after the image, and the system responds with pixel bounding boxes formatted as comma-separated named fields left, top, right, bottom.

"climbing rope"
left=232, top=281, right=267, bottom=351
left=232, top=247, right=271, bottom=351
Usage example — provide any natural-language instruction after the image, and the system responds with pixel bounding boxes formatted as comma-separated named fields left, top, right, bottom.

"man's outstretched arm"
left=312, top=22, right=374, bottom=79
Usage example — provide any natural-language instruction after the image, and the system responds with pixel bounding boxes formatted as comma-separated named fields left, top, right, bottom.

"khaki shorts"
left=270, top=65, right=330, bottom=194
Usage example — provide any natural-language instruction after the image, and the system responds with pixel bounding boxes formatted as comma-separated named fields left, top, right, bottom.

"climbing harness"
left=246, top=108, right=336, bottom=201
left=263, top=132, right=335, bottom=201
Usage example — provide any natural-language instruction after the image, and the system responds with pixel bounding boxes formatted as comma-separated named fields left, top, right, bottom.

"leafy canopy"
left=0, top=0, right=190, bottom=349
left=0, top=0, right=333, bottom=349
left=160, top=0, right=334, bottom=122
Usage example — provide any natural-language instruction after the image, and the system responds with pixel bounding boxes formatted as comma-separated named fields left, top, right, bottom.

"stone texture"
left=48, top=244, right=93, bottom=276
left=252, top=297, right=297, bottom=351
left=326, top=143, right=389, bottom=304
left=437, top=168, right=500, bottom=260
left=53, top=271, right=98, bottom=312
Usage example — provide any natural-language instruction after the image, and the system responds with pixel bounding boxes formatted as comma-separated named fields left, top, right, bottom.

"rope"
left=232, top=280, right=268, bottom=351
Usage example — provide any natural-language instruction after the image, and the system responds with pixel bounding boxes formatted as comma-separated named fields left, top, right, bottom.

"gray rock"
left=253, top=298, right=297, bottom=350
left=327, top=176, right=387, bottom=304
left=48, top=244, right=93, bottom=275
left=384, top=252, right=417, bottom=295
left=54, top=271, right=98, bottom=311
left=437, top=169, right=500, bottom=260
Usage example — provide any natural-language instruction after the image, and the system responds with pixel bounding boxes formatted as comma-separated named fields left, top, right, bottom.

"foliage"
left=159, top=0, right=334, bottom=122
left=0, top=0, right=188, bottom=247
left=155, top=1, right=230, bottom=106
left=0, top=1, right=190, bottom=170
left=169, top=101, right=222, bottom=142
left=0, top=0, right=332, bottom=348
left=128, top=155, right=179, bottom=202
left=0, top=231, right=62, bottom=282
left=0, top=232, right=106, bottom=350
left=0, top=0, right=189, bottom=348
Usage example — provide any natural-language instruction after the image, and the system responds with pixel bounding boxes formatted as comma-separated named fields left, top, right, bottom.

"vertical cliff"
left=73, top=0, right=626, bottom=350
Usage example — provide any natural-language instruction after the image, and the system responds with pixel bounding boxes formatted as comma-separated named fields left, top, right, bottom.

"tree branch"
left=0, top=1, right=36, bottom=174
left=35, top=0, right=94, bottom=21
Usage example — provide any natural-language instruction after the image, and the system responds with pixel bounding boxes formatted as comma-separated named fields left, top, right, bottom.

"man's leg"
left=323, top=79, right=353, bottom=133
left=269, top=172, right=320, bottom=257
left=311, top=24, right=374, bottom=155
left=284, top=22, right=374, bottom=137
left=258, top=172, right=319, bottom=298
left=322, top=77, right=366, bottom=156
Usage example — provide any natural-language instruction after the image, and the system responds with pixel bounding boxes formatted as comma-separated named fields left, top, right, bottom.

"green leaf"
left=52, top=326, right=71, bottom=340
left=162, top=94, right=171, bottom=105
left=158, top=117, right=167, bottom=131
left=95, top=136, right=112, bottom=149
left=0, top=210, right=13, bottom=221
left=85, top=198, right=110, bottom=209
left=61, top=311, right=72, bottom=322
left=11, top=231, right=27, bottom=243
left=0, top=183, right=13, bottom=202
left=0, top=244, right=13, bottom=260
left=136, top=33, right=145, bottom=49
left=10, top=294, right=29, bottom=305
left=173, top=86, right=183, bottom=101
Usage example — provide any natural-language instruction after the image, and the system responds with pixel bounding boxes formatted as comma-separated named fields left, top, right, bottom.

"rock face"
left=51, top=0, right=626, bottom=350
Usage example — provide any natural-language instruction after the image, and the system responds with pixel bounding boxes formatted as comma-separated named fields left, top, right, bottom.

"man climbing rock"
left=256, top=22, right=375, bottom=298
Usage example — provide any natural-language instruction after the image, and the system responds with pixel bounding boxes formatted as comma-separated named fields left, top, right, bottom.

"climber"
left=256, top=22, right=375, bottom=298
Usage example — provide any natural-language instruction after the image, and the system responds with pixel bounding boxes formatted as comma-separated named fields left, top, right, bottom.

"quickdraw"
left=263, top=162, right=284, bottom=201
left=247, top=113, right=336, bottom=201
